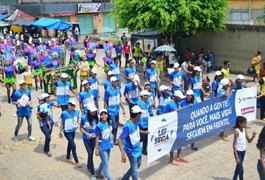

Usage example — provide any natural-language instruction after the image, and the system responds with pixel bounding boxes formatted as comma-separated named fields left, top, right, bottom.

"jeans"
left=40, top=125, right=53, bottom=153
left=117, top=55, right=122, bottom=68
left=139, top=125, right=148, bottom=153
left=122, top=153, right=142, bottom=180
left=257, top=159, right=265, bottom=180
left=109, top=115, right=119, bottom=143
left=64, top=131, right=79, bottom=163
left=14, top=115, right=32, bottom=137
left=233, top=151, right=245, bottom=180
left=83, top=138, right=96, bottom=175
left=97, top=149, right=111, bottom=180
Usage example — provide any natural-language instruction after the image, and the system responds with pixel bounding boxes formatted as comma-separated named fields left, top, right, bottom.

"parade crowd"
left=1, top=30, right=265, bottom=180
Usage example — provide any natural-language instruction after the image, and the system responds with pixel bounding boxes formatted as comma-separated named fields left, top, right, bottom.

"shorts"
left=134, top=57, right=140, bottom=64
left=34, top=69, right=42, bottom=76
left=4, top=77, right=16, bottom=84
left=103, top=65, right=109, bottom=72
left=88, top=61, right=95, bottom=67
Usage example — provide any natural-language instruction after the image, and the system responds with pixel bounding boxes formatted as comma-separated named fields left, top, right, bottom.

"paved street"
left=0, top=48, right=264, bottom=180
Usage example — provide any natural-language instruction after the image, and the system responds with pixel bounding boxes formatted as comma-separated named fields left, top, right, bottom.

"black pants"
left=40, top=125, right=53, bottom=153
left=139, top=125, right=148, bottom=153
left=83, top=138, right=96, bottom=175
left=64, top=131, right=79, bottom=163
left=117, top=55, right=122, bottom=68
left=260, top=96, right=265, bottom=119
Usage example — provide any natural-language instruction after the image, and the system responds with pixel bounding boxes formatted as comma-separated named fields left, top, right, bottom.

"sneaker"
left=95, top=174, right=104, bottom=179
left=90, top=175, right=96, bottom=180
left=13, top=136, right=18, bottom=142
left=28, top=136, right=36, bottom=141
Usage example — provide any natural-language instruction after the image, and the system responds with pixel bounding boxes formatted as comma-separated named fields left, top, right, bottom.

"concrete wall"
left=178, top=25, right=265, bottom=73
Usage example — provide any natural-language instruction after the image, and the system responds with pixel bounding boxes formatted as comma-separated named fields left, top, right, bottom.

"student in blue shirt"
left=124, top=79, right=141, bottom=108
left=88, top=68, right=100, bottom=109
left=115, top=41, right=123, bottom=68
left=157, top=85, right=172, bottom=115
left=103, top=71, right=114, bottom=91
left=12, top=80, right=35, bottom=142
left=104, top=76, right=125, bottom=145
left=95, top=109, right=113, bottom=180
left=80, top=104, right=98, bottom=179
left=146, top=61, right=160, bottom=97
left=78, top=80, right=95, bottom=115
left=143, top=82, right=155, bottom=116
left=37, top=93, right=60, bottom=157
left=118, top=105, right=149, bottom=180
left=124, top=59, right=136, bottom=84
left=51, top=72, right=78, bottom=111
left=233, top=74, right=246, bottom=90
left=169, top=62, right=185, bottom=94
left=109, top=57, right=121, bottom=86
left=59, top=99, right=82, bottom=168
left=217, top=78, right=232, bottom=142
left=211, top=71, right=223, bottom=98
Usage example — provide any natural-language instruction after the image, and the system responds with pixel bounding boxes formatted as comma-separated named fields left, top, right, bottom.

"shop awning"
left=11, top=19, right=35, bottom=26
left=0, top=14, right=10, bottom=20
left=31, top=17, right=72, bottom=30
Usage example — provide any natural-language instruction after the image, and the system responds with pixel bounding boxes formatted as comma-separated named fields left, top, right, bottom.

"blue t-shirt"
left=217, top=88, right=226, bottom=98
left=103, top=80, right=111, bottom=90
left=123, top=83, right=139, bottom=104
left=189, top=76, right=202, bottom=102
left=146, top=68, right=158, bottom=89
left=37, top=101, right=55, bottom=126
left=79, top=90, right=94, bottom=112
left=165, top=100, right=181, bottom=113
left=147, top=91, right=155, bottom=116
left=115, top=45, right=123, bottom=55
left=55, top=81, right=73, bottom=106
left=12, top=89, right=32, bottom=117
left=104, top=86, right=122, bottom=116
left=2, top=65, right=15, bottom=78
left=32, top=60, right=41, bottom=70
left=157, top=92, right=172, bottom=115
left=109, top=63, right=120, bottom=80
left=80, top=114, right=97, bottom=140
left=119, top=120, right=142, bottom=158
left=125, top=67, right=136, bottom=84
left=211, top=80, right=219, bottom=98
left=61, top=110, right=80, bottom=133
left=88, top=77, right=99, bottom=98
left=137, top=100, right=149, bottom=129
left=95, top=122, right=113, bottom=151
left=170, top=70, right=184, bottom=92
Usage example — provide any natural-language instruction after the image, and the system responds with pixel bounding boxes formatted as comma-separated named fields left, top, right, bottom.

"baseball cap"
left=91, top=68, right=97, bottom=74
left=174, top=90, right=186, bottom=99
left=86, top=104, right=97, bottom=112
left=18, top=80, right=26, bottom=85
left=82, top=80, right=89, bottom=86
left=108, top=71, right=114, bottom=75
left=60, top=73, right=68, bottom=78
left=159, top=85, right=169, bottom=91
left=131, top=105, right=143, bottom=114
left=40, top=93, right=50, bottom=100
left=220, top=78, right=230, bottom=86
left=68, top=99, right=76, bottom=106
left=140, top=90, right=151, bottom=97
left=194, top=66, right=202, bottom=72
left=144, top=82, right=150, bottom=86
left=237, top=74, right=245, bottom=80
left=186, top=89, right=194, bottom=95
left=99, top=109, right=108, bottom=114
left=215, top=71, right=222, bottom=76
left=151, top=60, right=156, bottom=64
left=173, top=62, right=180, bottom=68
left=110, top=76, right=118, bottom=82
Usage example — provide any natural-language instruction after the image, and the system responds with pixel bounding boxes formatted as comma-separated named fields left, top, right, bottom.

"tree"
left=112, top=0, right=228, bottom=43
left=256, top=5, right=265, bottom=23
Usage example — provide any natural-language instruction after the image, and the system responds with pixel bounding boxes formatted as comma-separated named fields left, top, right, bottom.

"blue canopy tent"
left=31, top=17, right=72, bottom=30
left=0, top=14, right=10, bottom=21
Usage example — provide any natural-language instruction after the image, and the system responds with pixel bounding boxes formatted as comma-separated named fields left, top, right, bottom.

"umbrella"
left=155, top=45, right=176, bottom=52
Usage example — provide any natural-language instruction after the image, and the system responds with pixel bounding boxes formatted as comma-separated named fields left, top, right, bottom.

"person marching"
left=169, top=62, right=185, bottom=94
left=21, top=65, right=33, bottom=90
left=77, top=55, right=90, bottom=92
left=31, top=56, right=43, bottom=91
left=59, top=99, right=82, bottom=168
left=146, top=60, right=160, bottom=97
left=88, top=68, right=100, bottom=109
left=80, top=104, right=98, bottom=179
left=211, top=71, right=223, bottom=98
left=78, top=80, right=95, bottom=115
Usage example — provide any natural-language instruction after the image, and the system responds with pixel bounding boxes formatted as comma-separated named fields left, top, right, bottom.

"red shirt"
left=123, top=45, right=130, bottom=54
left=260, top=68, right=265, bottom=78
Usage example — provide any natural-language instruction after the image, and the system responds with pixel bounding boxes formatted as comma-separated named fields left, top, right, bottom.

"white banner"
left=235, top=86, right=257, bottom=121
left=147, top=112, right=178, bottom=165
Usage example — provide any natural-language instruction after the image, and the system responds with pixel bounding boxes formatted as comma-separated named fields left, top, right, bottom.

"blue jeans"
left=15, top=115, right=32, bottom=137
left=40, top=125, right=53, bottom=153
left=109, top=115, right=119, bottom=143
left=64, top=131, right=79, bottom=163
left=233, top=151, right=245, bottom=180
left=257, top=159, right=265, bottom=180
left=122, top=154, right=142, bottom=180
left=97, top=149, right=111, bottom=180
left=83, top=138, right=95, bottom=175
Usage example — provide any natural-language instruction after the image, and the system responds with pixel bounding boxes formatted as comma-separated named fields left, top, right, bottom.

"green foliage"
left=112, top=0, right=228, bottom=35
left=256, top=5, right=265, bottom=23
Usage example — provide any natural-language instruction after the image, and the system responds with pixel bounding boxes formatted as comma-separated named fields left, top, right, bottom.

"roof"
left=5, top=9, right=35, bottom=22
left=11, top=19, right=35, bottom=26
left=0, top=14, right=9, bottom=20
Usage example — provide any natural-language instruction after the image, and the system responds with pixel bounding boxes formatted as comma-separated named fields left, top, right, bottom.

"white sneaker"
left=28, top=136, right=36, bottom=141
left=13, top=136, right=18, bottom=142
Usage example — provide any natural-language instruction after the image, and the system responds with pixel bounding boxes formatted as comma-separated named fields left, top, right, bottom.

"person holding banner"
left=257, top=77, right=265, bottom=121
left=232, top=116, right=256, bottom=180
left=157, top=85, right=172, bottom=115
left=145, top=60, right=160, bottom=97
left=169, top=62, right=185, bottom=95
left=117, top=105, right=147, bottom=180
left=165, top=90, right=187, bottom=165
left=211, top=71, right=223, bottom=98
left=256, top=126, right=265, bottom=179
left=233, top=74, right=247, bottom=90
left=79, top=80, right=95, bottom=115
left=217, top=78, right=232, bottom=142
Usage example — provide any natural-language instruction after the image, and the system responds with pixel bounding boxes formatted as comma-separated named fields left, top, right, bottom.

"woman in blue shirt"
left=233, top=74, right=246, bottom=91
left=80, top=104, right=98, bottom=179
left=211, top=71, right=223, bottom=98
left=59, top=99, right=82, bottom=168
left=95, top=109, right=113, bottom=180
left=157, top=85, right=172, bottom=115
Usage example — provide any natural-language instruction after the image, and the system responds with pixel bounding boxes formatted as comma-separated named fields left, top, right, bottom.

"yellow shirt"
left=133, top=47, right=141, bottom=57
left=261, top=77, right=265, bottom=93
left=221, top=68, right=229, bottom=79
left=23, top=70, right=32, bottom=84
left=78, top=61, right=90, bottom=76
left=156, top=60, right=164, bottom=69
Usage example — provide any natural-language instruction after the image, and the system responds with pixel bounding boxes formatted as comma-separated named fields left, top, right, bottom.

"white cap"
left=151, top=60, right=156, bottom=64
left=99, top=109, right=108, bottom=114
left=131, top=105, right=143, bottom=113
left=108, top=71, right=114, bottom=75
left=237, top=74, right=245, bottom=80
left=68, top=99, right=76, bottom=106
left=40, top=93, right=50, bottom=100
left=86, top=104, right=97, bottom=112
left=194, top=66, right=202, bottom=72
left=173, top=62, right=179, bottom=68
left=159, top=85, right=169, bottom=91
left=215, top=71, right=222, bottom=76
left=60, top=73, right=68, bottom=78
left=186, top=89, right=194, bottom=95
left=220, top=78, right=230, bottom=86
left=18, top=80, right=26, bottom=85
left=144, top=82, right=150, bottom=86
left=174, top=90, right=186, bottom=99
left=91, top=68, right=97, bottom=74
left=110, top=76, right=118, bottom=82
left=82, top=80, right=89, bottom=86
left=140, top=90, right=151, bottom=97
